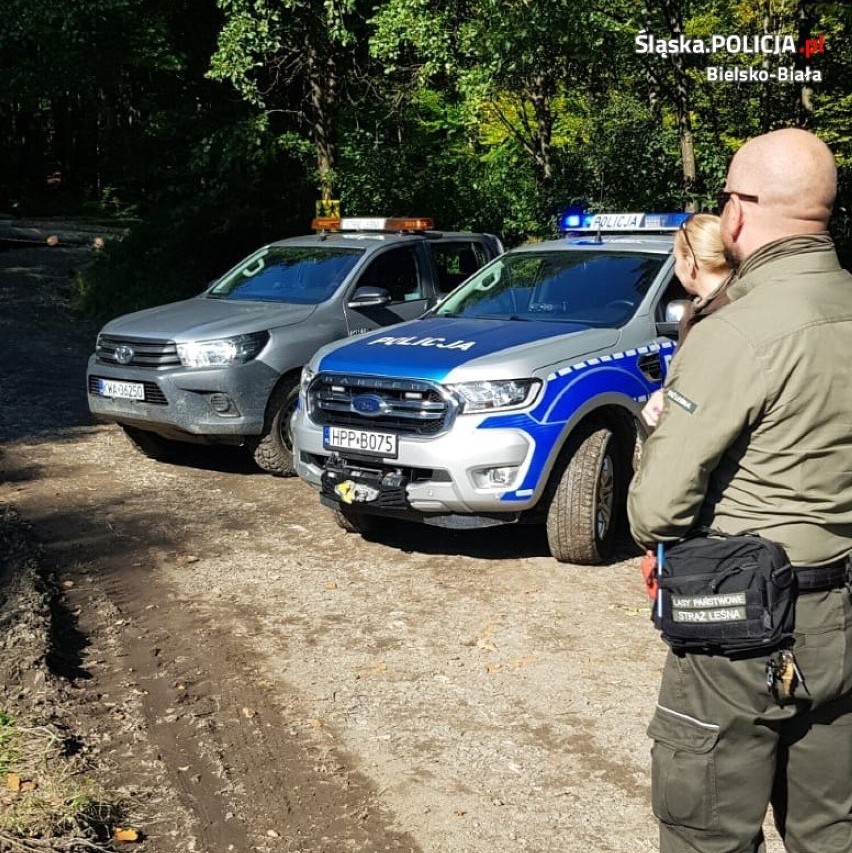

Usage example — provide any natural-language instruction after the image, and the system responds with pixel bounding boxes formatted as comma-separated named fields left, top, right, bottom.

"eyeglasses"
left=679, top=216, right=698, bottom=267
left=716, top=189, right=759, bottom=213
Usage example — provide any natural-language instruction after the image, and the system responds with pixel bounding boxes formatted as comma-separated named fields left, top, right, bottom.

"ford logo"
left=114, top=345, right=135, bottom=365
left=351, top=394, right=387, bottom=416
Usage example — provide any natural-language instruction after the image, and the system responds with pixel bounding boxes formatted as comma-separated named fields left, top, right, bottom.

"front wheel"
left=251, top=379, right=300, bottom=476
left=546, top=426, right=623, bottom=565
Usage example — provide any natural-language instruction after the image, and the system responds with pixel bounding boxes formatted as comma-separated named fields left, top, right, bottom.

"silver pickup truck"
left=87, top=218, right=502, bottom=474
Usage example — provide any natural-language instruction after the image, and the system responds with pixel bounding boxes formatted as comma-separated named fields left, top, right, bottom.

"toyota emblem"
left=114, top=345, right=135, bottom=365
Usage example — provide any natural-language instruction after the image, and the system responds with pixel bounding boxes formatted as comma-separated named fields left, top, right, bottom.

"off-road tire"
left=121, top=425, right=181, bottom=463
left=332, top=506, right=377, bottom=536
left=252, top=379, right=300, bottom=476
left=546, top=426, right=622, bottom=565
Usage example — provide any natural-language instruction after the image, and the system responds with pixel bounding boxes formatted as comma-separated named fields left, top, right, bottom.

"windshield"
left=434, top=250, right=666, bottom=327
left=208, top=246, right=364, bottom=304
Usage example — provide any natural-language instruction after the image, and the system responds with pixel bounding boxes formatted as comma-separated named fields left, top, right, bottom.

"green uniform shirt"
left=628, top=242, right=852, bottom=566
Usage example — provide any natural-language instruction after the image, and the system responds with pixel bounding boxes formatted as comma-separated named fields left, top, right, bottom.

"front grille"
left=309, top=374, right=454, bottom=436
left=96, top=335, right=180, bottom=368
left=88, top=375, right=168, bottom=405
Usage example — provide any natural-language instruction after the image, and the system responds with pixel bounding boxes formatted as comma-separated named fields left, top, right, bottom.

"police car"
left=291, top=212, right=692, bottom=564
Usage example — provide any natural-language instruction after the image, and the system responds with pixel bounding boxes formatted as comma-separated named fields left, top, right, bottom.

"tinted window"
left=431, top=241, right=487, bottom=294
left=209, top=246, right=364, bottom=304
left=434, top=251, right=665, bottom=327
left=356, top=246, right=423, bottom=303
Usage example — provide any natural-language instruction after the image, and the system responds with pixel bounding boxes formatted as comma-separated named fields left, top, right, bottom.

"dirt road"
left=0, top=242, right=786, bottom=852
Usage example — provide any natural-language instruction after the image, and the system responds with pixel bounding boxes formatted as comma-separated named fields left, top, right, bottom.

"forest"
left=1, top=0, right=849, bottom=318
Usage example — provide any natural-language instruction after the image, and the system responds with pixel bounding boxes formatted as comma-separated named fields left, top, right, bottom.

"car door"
left=343, top=244, right=432, bottom=335
left=429, top=240, right=493, bottom=299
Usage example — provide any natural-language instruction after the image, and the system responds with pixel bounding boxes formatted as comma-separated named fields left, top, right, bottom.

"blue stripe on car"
left=479, top=341, right=676, bottom=501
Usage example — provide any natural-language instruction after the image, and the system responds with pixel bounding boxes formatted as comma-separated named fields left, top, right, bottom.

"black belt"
left=795, top=555, right=851, bottom=593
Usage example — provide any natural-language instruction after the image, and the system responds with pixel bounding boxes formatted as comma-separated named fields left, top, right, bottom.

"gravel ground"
left=0, top=241, right=785, bottom=852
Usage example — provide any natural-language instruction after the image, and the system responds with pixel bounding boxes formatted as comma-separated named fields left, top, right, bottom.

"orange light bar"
left=329, top=216, right=436, bottom=233
left=384, top=217, right=434, bottom=231
left=311, top=217, right=341, bottom=231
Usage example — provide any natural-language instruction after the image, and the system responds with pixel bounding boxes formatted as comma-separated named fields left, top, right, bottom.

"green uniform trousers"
left=648, top=587, right=852, bottom=853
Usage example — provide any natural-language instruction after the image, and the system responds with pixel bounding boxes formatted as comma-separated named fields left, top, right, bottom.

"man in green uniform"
left=628, top=128, right=852, bottom=852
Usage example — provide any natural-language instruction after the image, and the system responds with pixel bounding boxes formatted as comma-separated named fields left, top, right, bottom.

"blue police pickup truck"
left=292, top=212, right=693, bottom=564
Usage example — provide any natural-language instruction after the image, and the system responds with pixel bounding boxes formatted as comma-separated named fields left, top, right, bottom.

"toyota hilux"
left=86, top=218, right=502, bottom=474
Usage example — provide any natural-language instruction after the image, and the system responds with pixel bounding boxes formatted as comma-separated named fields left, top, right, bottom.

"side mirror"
left=665, top=299, right=691, bottom=324
left=348, top=286, right=392, bottom=308
left=656, top=299, right=691, bottom=338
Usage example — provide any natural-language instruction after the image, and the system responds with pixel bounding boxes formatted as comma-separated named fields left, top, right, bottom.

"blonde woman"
left=642, top=214, right=734, bottom=428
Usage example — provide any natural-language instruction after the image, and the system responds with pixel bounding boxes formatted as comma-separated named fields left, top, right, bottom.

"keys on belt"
left=766, top=649, right=805, bottom=705
left=764, top=553, right=849, bottom=704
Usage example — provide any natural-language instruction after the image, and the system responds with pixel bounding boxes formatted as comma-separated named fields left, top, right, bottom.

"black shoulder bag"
left=653, top=530, right=797, bottom=655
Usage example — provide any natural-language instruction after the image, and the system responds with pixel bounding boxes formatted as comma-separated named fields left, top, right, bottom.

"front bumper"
left=292, top=406, right=537, bottom=517
left=86, top=356, right=281, bottom=439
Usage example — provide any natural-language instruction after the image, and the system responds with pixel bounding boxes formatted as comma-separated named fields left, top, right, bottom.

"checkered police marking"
left=547, top=340, right=675, bottom=383
left=487, top=339, right=677, bottom=501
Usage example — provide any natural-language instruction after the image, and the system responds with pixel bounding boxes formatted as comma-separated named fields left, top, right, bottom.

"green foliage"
left=0, top=710, right=16, bottom=775
left=0, top=708, right=123, bottom=847
left=5, top=0, right=852, bottom=317
left=75, top=118, right=314, bottom=322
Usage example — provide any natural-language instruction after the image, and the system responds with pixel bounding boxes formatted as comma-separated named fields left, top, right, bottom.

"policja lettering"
left=709, top=35, right=796, bottom=54
left=367, top=335, right=476, bottom=351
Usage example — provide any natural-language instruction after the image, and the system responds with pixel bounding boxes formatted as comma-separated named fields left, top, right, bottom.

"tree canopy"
left=1, top=0, right=849, bottom=316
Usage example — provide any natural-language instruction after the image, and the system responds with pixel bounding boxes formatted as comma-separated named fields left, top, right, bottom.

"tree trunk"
left=759, top=1, right=773, bottom=134
left=795, top=0, right=817, bottom=128
left=641, top=1, right=663, bottom=125
left=661, top=0, right=696, bottom=207
left=528, top=72, right=554, bottom=184
left=306, top=44, right=338, bottom=202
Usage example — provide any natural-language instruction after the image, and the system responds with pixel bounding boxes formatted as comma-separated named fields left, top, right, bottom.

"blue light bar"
left=559, top=211, right=691, bottom=232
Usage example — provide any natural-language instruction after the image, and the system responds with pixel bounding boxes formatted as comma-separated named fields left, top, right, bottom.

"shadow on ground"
left=355, top=513, right=642, bottom=564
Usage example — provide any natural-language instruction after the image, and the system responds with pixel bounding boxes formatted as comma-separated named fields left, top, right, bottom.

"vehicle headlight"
left=447, top=379, right=541, bottom=413
left=300, top=365, right=315, bottom=395
left=176, top=332, right=268, bottom=368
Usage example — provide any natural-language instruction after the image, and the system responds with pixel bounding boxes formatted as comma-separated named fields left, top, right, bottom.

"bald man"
left=629, top=128, right=852, bottom=853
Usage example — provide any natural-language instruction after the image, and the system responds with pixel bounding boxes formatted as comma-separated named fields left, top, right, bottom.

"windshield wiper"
left=466, top=314, right=533, bottom=321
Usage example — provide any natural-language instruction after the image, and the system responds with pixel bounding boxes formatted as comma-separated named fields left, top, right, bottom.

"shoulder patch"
left=665, top=388, right=698, bottom=414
